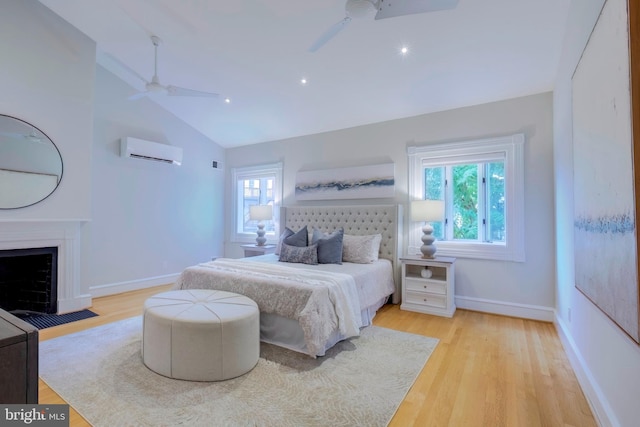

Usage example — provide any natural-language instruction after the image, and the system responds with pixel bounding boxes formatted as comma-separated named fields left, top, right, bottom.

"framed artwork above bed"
left=295, top=163, right=395, bottom=200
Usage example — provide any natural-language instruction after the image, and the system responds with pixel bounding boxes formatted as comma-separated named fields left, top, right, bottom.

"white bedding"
left=244, top=254, right=395, bottom=311
left=173, top=255, right=394, bottom=357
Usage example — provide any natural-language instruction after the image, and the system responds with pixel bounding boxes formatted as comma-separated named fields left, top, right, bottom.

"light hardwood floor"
left=38, top=285, right=597, bottom=427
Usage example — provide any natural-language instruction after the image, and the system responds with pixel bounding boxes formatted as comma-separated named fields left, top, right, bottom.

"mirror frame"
left=0, top=114, right=63, bottom=209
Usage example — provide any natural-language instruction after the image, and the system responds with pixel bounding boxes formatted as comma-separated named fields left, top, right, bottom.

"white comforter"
left=173, top=258, right=363, bottom=357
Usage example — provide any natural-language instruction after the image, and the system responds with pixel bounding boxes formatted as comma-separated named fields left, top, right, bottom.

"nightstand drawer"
left=405, top=278, right=446, bottom=295
left=404, top=291, right=447, bottom=309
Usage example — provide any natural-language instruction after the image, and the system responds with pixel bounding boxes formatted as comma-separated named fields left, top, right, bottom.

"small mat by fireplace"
left=16, top=309, right=98, bottom=330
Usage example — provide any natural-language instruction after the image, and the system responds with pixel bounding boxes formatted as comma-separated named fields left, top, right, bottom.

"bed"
left=174, top=204, right=402, bottom=357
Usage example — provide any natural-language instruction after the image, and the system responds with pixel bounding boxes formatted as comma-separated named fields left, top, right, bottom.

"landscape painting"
left=295, top=163, right=395, bottom=201
left=572, top=0, right=640, bottom=342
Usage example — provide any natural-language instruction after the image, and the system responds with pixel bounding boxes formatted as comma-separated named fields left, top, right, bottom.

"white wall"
left=0, top=0, right=95, bottom=311
left=0, top=0, right=94, bottom=220
left=86, top=65, right=226, bottom=296
left=225, top=92, right=556, bottom=319
left=554, top=1, right=640, bottom=426
left=0, top=0, right=226, bottom=301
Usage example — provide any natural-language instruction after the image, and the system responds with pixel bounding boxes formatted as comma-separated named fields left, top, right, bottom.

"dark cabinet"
left=0, top=309, right=38, bottom=403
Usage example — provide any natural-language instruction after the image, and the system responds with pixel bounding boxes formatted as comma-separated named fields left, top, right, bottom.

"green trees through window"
left=487, top=162, right=505, bottom=242
left=424, top=162, right=505, bottom=243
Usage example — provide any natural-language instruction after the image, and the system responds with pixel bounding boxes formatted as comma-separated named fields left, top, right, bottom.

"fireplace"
left=0, top=221, right=90, bottom=314
left=0, top=247, right=58, bottom=314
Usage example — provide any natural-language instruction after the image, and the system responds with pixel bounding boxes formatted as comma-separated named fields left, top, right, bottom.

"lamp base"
left=419, top=223, right=437, bottom=259
left=419, top=248, right=436, bottom=259
left=255, top=223, right=266, bottom=246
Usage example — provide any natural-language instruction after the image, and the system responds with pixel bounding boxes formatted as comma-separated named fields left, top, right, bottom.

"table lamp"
left=249, top=205, right=273, bottom=246
left=410, top=199, right=445, bottom=259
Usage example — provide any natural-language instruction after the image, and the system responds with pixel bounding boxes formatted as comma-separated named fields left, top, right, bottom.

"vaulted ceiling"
left=39, top=0, right=571, bottom=148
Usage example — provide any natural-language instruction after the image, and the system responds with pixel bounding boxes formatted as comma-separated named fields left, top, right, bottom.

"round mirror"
left=0, top=115, right=63, bottom=209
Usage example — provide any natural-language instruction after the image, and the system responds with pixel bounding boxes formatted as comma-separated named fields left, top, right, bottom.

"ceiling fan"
left=308, top=0, right=459, bottom=53
left=129, top=35, right=219, bottom=100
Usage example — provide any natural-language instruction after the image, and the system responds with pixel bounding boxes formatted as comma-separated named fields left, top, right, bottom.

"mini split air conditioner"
left=120, top=137, right=183, bottom=165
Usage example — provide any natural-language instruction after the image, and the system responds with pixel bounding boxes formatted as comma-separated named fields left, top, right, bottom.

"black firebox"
left=0, top=247, right=58, bottom=314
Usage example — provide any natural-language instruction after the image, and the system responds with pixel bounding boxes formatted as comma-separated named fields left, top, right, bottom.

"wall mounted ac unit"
left=120, top=137, right=183, bottom=165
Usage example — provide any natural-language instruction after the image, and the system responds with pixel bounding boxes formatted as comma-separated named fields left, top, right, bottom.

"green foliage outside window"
left=423, top=162, right=505, bottom=243
left=424, top=167, right=444, bottom=239
left=487, top=162, right=505, bottom=242
left=452, top=164, right=478, bottom=239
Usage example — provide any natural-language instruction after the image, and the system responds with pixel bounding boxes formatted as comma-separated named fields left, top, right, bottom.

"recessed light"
left=300, top=78, right=308, bottom=86
left=400, top=46, right=409, bottom=56
left=224, top=97, right=231, bottom=104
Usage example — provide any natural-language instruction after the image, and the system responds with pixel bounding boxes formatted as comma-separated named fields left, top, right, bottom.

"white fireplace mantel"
left=0, top=220, right=91, bottom=314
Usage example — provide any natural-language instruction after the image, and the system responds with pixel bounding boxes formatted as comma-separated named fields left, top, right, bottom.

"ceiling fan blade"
left=308, top=17, right=352, bottom=53
left=128, top=91, right=151, bottom=101
left=374, top=0, right=459, bottom=20
left=166, top=86, right=219, bottom=98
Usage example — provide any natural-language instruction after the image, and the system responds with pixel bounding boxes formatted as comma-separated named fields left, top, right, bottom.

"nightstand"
left=241, top=244, right=276, bottom=257
left=400, top=256, right=456, bottom=317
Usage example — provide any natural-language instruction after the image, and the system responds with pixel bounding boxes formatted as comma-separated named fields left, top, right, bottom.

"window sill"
left=409, top=242, right=524, bottom=262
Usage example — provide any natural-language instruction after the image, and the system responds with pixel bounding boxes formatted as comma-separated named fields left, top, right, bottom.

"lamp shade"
left=411, top=199, right=444, bottom=222
left=249, top=204, right=273, bottom=221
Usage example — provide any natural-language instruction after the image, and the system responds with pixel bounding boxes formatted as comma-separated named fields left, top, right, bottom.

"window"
left=231, top=162, right=282, bottom=243
left=408, top=134, right=525, bottom=261
left=424, top=161, right=505, bottom=242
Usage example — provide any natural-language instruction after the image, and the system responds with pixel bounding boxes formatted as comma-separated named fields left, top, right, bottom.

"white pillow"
left=342, top=234, right=382, bottom=264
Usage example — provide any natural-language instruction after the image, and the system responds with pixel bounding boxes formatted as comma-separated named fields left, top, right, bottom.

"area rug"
left=39, top=316, right=438, bottom=427
left=15, top=309, right=98, bottom=329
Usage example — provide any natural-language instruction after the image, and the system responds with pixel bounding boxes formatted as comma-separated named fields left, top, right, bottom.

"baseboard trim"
left=455, top=295, right=555, bottom=321
left=90, top=273, right=180, bottom=298
left=555, top=314, right=614, bottom=427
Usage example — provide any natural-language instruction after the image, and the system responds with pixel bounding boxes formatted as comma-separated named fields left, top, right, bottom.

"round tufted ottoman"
left=142, top=289, right=259, bottom=381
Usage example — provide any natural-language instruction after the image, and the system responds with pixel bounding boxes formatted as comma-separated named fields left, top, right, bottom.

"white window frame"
left=231, top=162, right=282, bottom=243
left=408, top=134, right=525, bottom=262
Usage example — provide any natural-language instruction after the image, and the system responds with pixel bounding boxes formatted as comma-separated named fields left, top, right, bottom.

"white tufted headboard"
left=280, top=204, right=403, bottom=303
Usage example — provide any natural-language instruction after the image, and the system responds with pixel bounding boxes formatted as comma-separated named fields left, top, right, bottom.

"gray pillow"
left=312, top=227, right=344, bottom=264
left=275, top=228, right=292, bottom=255
left=279, top=242, right=318, bottom=265
left=284, top=226, right=308, bottom=246
left=275, top=226, right=308, bottom=255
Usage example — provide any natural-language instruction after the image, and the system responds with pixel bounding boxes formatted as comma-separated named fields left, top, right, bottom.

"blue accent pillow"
left=276, top=226, right=308, bottom=255
left=284, top=226, right=308, bottom=246
left=312, top=227, right=344, bottom=264
left=279, top=242, right=318, bottom=265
